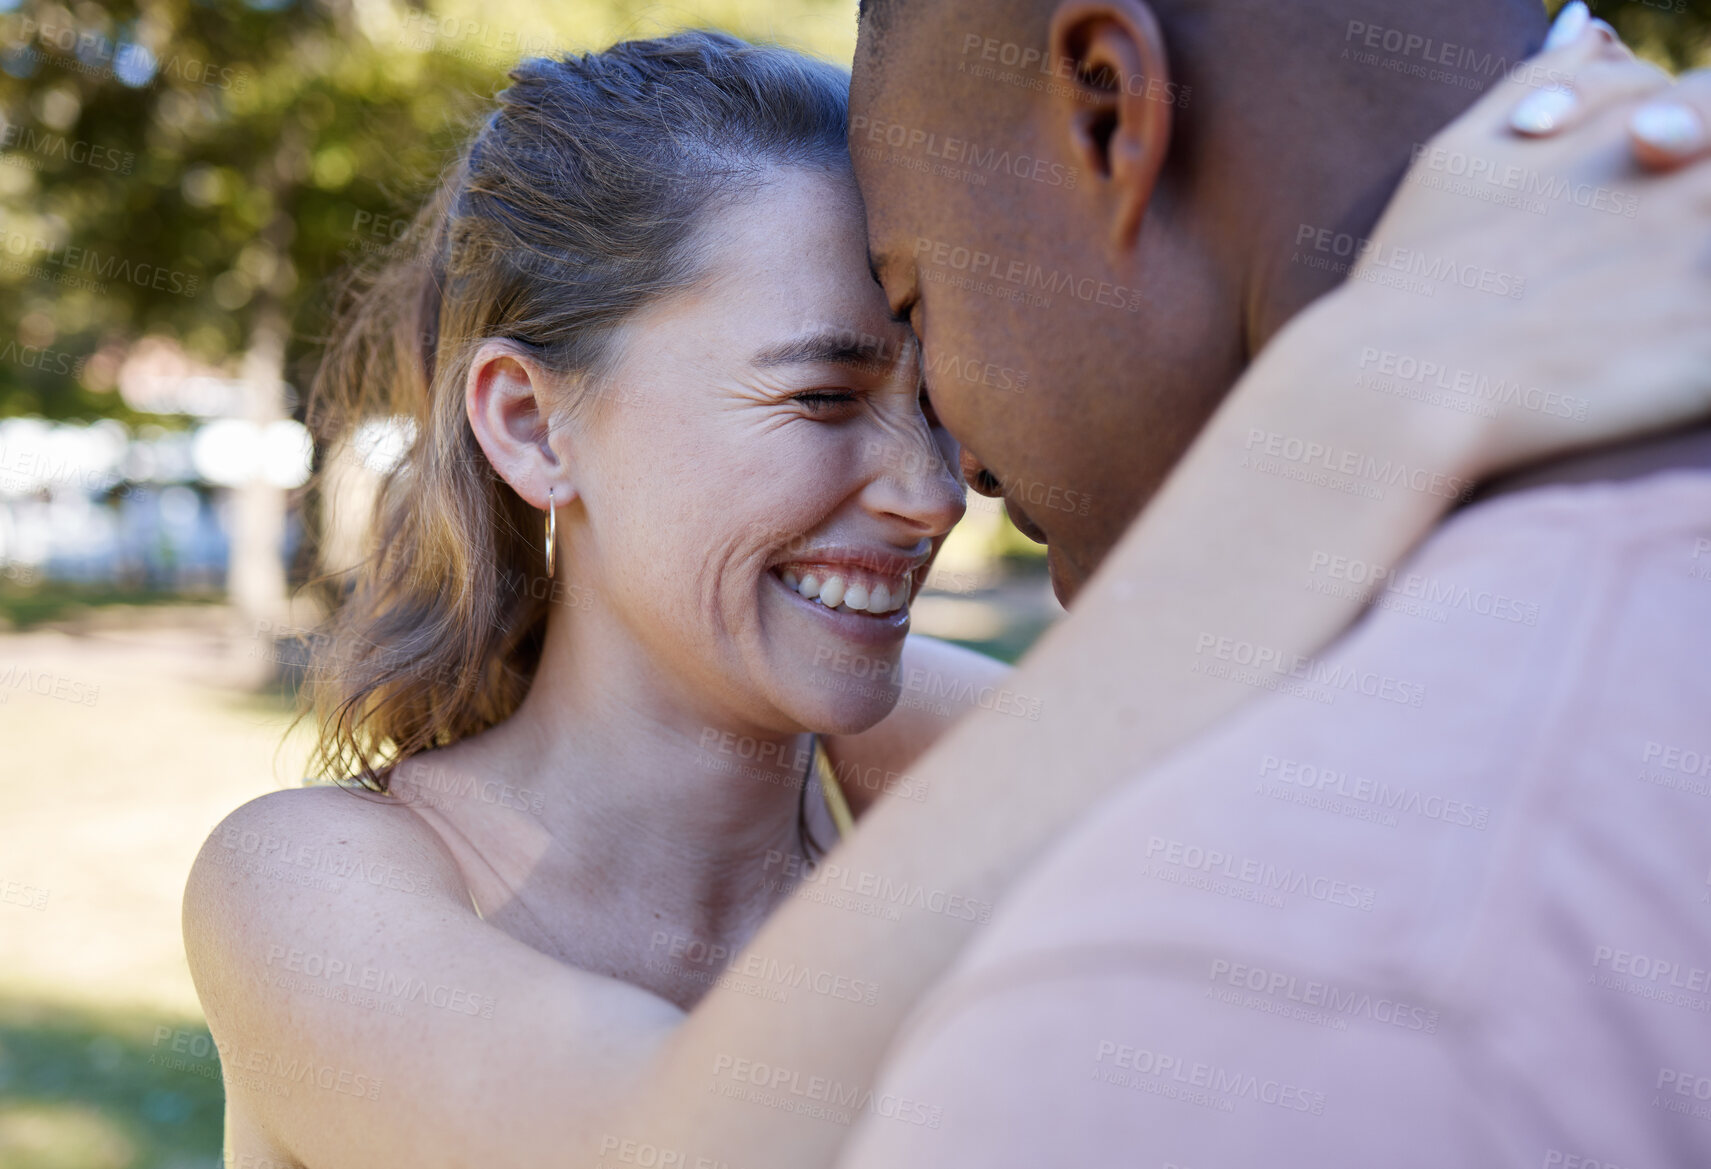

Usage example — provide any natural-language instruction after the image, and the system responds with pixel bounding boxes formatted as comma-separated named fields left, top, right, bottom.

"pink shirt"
left=840, top=466, right=1711, bottom=1169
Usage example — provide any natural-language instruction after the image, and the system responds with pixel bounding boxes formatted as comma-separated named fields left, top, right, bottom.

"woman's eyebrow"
left=750, top=328, right=896, bottom=370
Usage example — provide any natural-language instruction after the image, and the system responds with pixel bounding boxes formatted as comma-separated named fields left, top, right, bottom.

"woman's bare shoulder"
left=181, top=784, right=682, bottom=1168
left=186, top=784, right=471, bottom=922
left=181, top=783, right=475, bottom=1016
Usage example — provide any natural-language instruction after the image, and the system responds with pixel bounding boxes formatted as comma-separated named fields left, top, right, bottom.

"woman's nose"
left=865, top=430, right=967, bottom=538
left=960, top=448, right=1003, bottom=497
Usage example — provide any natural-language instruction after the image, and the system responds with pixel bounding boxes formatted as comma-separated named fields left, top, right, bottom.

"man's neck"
left=1238, top=18, right=1542, bottom=359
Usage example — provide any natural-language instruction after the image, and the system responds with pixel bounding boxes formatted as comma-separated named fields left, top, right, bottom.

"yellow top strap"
left=813, top=737, right=856, bottom=841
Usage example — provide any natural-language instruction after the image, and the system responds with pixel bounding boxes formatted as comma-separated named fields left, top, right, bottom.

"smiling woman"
left=182, top=29, right=1004, bottom=1169
left=301, top=31, right=951, bottom=785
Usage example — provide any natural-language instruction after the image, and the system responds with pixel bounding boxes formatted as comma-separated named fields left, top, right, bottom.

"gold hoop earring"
left=544, top=487, right=557, bottom=579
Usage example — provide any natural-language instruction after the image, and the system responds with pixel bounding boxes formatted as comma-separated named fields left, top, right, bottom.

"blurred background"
left=0, top=0, right=1704, bottom=1164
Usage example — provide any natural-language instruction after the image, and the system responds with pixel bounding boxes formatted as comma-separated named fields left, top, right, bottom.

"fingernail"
left=1511, top=85, right=1579, bottom=135
left=1543, top=1, right=1591, bottom=52
left=1631, top=101, right=1708, bottom=156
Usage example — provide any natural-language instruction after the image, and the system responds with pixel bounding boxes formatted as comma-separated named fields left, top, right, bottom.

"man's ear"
left=1048, top=0, right=1173, bottom=252
left=465, top=339, right=574, bottom=510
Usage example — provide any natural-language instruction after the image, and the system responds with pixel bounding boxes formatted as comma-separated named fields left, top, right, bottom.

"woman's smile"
left=766, top=543, right=929, bottom=648
left=779, top=566, right=908, bottom=615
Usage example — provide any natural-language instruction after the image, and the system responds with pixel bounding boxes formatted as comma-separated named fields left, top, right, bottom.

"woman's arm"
left=618, top=280, right=1497, bottom=1169
left=616, top=34, right=1711, bottom=1169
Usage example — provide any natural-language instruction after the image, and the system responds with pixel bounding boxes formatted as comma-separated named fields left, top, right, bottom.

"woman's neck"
left=424, top=602, right=827, bottom=939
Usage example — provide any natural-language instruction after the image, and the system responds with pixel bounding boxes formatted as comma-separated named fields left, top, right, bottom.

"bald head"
left=847, top=0, right=1548, bottom=602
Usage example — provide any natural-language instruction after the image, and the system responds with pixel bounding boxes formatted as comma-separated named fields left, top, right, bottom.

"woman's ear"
left=465, top=339, right=575, bottom=510
left=1048, top=0, right=1175, bottom=253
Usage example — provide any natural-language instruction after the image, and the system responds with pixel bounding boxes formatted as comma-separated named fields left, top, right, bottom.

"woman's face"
left=560, top=165, right=967, bottom=736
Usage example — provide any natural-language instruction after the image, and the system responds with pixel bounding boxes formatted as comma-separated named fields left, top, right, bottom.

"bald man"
left=838, top=1, right=1711, bottom=1165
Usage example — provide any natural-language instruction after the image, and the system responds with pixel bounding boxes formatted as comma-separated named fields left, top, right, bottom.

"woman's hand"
left=1310, top=4, right=1711, bottom=484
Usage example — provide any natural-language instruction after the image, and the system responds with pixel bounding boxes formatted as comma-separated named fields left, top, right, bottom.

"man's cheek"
left=920, top=346, right=985, bottom=455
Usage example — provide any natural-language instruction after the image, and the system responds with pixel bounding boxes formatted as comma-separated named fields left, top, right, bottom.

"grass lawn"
left=0, top=999, right=225, bottom=1169
left=0, top=581, right=223, bottom=634
left=0, top=612, right=304, bottom=1168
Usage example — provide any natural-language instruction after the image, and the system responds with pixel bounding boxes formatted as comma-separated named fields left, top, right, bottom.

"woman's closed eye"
left=792, top=389, right=861, bottom=416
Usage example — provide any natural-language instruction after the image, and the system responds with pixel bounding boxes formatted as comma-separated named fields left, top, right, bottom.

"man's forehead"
left=845, top=119, right=920, bottom=281
left=852, top=0, right=969, bottom=105
left=852, top=0, right=918, bottom=76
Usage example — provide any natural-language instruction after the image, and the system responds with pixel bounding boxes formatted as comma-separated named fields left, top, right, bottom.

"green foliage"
left=0, top=0, right=856, bottom=421
left=0, top=574, right=219, bottom=629
left=0, top=0, right=506, bottom=419
left=1573, top=0, right=1711, bottom=69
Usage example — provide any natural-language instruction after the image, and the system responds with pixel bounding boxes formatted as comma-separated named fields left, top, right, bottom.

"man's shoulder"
left=945, top=461, right=1711, bottom=987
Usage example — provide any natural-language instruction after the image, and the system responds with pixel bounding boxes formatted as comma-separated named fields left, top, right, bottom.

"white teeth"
left=778, top=566, right=909, bottom=615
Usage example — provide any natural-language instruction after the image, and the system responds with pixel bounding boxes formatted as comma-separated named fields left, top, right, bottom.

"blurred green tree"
left=0, top=0, right=507, bottom=420
left=1575, top=0, right=1711, bottom=69
left=0, top=0, right=852, bottom=623
left=0, top=0, right=511, bottom=624
left=3, top=0, right=1705, bottom=426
